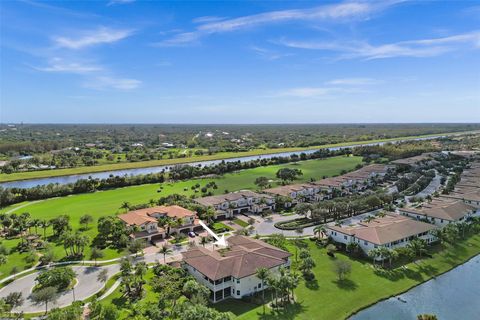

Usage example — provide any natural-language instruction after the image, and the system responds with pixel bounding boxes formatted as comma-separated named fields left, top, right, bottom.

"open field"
left=0, top=131, right=471, bottom=182
left=0, top=156, right=362, bottom=278
left=214, top=235, right=480, bottom=320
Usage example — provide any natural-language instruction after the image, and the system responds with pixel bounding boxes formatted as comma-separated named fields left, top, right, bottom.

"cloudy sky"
left=1, top=0, right=479, bottom=123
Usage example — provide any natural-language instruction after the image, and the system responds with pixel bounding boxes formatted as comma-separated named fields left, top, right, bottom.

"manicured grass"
left=214, top=235, right=480, bottom=320
left=212, top=222, right=234, bottom=233
left=100, top=268, right=159, bottom=319
left=0, top=156, right=362, bottom=277
left=0, top=131, right=469, bottom=182
left=233, top=219, right=249, bottom=228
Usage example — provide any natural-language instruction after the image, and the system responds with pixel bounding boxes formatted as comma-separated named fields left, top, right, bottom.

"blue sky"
left=1, top=0, right=479, bottom=123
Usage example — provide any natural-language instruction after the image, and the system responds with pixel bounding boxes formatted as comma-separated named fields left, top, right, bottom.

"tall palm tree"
left=313, top=225, right=326, bottom=240
left=158, top=245, right=172, bottom=264
left=120, top=202, right=131, bottom=212
left=200, top=236, right=209, bottom=247
left=255, top=267, right=270, bottom=314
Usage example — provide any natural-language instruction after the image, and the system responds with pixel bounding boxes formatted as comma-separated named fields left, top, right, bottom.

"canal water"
left=0, top=136, right=442, bottom=189
left=349, top=254, right=480, bottom=320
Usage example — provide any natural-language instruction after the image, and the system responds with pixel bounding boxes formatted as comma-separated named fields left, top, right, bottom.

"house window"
left=258, top=283, right=262, bottom=288
left=237, top=290, right=240, bottom=295
left=344, top=236, right=348, bottom=240
left=236, top=279, right=240, bottom=284
left=364, top=241, right=368, bottom=245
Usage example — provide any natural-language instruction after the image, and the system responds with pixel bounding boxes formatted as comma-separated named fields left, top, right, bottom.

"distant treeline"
left=0, top=148, right=350, bottom=207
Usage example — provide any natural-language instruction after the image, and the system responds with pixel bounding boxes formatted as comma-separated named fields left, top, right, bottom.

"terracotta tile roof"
left=391, top=153, right=437, bottom=165
left=328, top=214, right=436, bottom=245
left=118, top=205, right=195, bottom=226
left=182, top=235, right=291, bottom=280
left=118, top=211, right=157, bottom=226
left=400, top=198, right=476, bottom=221
left=263, top=183, right=315, bottom=197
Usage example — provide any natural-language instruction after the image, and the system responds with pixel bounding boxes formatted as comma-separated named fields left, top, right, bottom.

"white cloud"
left=277, top=87, right=338, bottom=98
left=277, top=30, right=480, bottom=59
left=54, top=27, right=134, bottom=49
left=192, top=16, right=227, bottom=24
left=84, top=76, right=141, bottom=90
left=107, top=0, right=136, bottom=6
left=326, top=77, right=380, bottom=85
left=250, top=46, right=291, bottom=60
left=33, top=58, right=102, bottom=74
left=156, top=1, right=402, bottom=46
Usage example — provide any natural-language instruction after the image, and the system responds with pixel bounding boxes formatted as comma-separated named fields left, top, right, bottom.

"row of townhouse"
left=325, top=214, right=437, bottom=259
left=442, top=161, right=480, bottom=208
left=327, top=161, right=480, bottom=259
left=390, top=152, right=440, bottom=168
left=181, top=235, right=291, bottom=302
left=263, top=164, right=392, bottom=206
left=399, top=198, right=478, bottom=227
left=193, top=190, right=275, bottom=219
left=118, top=205, right=203, bottom=242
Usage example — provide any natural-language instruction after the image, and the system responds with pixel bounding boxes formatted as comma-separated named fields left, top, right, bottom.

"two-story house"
left=182, top=235, right=291, bottom=302
left=326, top=214, right=437, bottom=260
left=194, top=190, right=275, bottom=219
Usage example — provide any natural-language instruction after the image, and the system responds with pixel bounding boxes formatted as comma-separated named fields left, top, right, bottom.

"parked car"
left=188, top=231, right=196, bottom=238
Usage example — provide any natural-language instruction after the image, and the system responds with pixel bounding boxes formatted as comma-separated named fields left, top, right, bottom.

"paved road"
left=0, top=246, right=187, bottom=314
left=254, top=213, right=316, bottom=236
left=0, top=265, right=120, bottom=313
left=406, top=170, right=442, bottom=202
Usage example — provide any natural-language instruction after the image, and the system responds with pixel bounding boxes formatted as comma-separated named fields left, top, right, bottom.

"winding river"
left=0, top=136, right=443, bottom=189
left=349, top=254, right=480, bottom=320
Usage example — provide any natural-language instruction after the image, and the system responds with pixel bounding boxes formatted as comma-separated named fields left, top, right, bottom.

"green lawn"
left=0, top=156, right=362, bottom=277
left=0, top=131, right=469, bottom=182
left=233, top=219, right=249, bottom=228
left=214, top=235, right=480, bottom=320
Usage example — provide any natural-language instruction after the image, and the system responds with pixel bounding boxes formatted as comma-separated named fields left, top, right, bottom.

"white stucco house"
left=399, top=198, right=477, bottom=227
left=181, top=235, right=291, bottom=302
left=194, top=190, right=275, bottom=219
left=325, top=213, right=437, bottom=259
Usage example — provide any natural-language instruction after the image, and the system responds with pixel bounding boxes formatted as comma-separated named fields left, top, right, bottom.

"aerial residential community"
left=1, top=1, right=480, bottom=320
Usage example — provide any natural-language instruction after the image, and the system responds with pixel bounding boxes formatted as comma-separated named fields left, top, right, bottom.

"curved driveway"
left=0, top=265, right=119, bottom=313
left=254, top=213, right=316, bottom=236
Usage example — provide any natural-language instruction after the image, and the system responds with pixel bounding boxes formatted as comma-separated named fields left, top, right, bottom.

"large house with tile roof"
left=118, top=205, right=202, bottom=242
left=326, top=214, right=436, bottom=258
left=194, top=190, right=275, bottom=219
left=182, top=235, right=291, bottom=302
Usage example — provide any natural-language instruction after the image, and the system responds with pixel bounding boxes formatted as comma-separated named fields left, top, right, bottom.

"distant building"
left=326, top=214, right=437, bottom=258
left=182, top=235, right=291, bottom=302
left=118, top=205, right=202, bottom=242
left=194, top=190, right=275, bottom=219
left=399, top=198, right=477, bottom=227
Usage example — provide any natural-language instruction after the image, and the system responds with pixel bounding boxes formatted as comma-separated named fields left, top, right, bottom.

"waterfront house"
left=326, top=214, right=436, bottom=259
left=181, top=235, right=291, bottom=302
left=398, top=198, right=477, bottom=227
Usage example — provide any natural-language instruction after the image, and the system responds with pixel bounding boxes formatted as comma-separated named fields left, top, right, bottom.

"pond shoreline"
left=346, top=252, right=480, bottom=319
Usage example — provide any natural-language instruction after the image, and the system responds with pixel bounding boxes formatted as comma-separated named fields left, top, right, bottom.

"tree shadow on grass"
left=332, top=278, right=358, bottom=291
left=373, top=268, right=406, bottom=281
left=258, top=302, right=307, bottom=320
left=417, top=263, right=439, bottom=277
left=304, top=278, right=319, bottom=290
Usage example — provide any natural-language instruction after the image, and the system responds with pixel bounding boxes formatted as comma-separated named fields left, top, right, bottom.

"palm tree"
left=313, top=225, right=326, bottom=240
left=407, top=238, right=427, bottom=259
left=255, top=267, right=270, bottom=314
left=120, top=202, right=131, bottom=212
left=368, top=248, right=381, bottom=266
left=39, top=220, right=49, bottom=239
left=200, top=236, right=209, bottom=247
left=158, top=245, right=172, bottom=264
